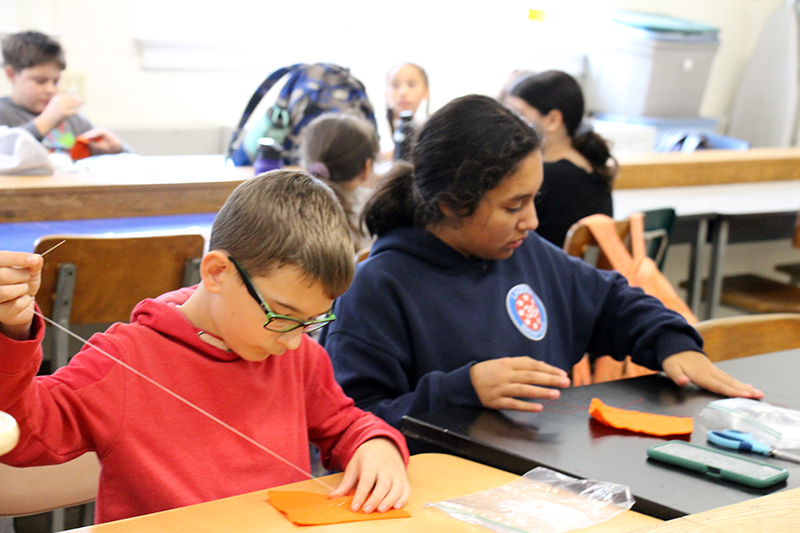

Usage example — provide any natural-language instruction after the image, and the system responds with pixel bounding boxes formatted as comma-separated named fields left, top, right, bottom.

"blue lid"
left=612, top=10, right=719, bottom=37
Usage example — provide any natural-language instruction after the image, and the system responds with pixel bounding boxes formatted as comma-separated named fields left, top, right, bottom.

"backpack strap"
left=628, top=212, right=647, bottom=260
left=226, top=63, right=305, bottom=160
left=580, top=214, right=635, bottom=276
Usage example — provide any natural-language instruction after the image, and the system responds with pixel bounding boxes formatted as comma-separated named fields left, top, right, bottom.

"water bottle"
left=253, top=137, right=284, bottom=175
left=393, top=110, right=415, bottom=162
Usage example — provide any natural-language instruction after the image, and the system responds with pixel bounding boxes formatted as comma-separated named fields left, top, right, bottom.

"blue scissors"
left=707, top=429, right=800, bottom=464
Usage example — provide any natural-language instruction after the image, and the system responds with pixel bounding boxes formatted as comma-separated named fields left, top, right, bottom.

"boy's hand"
left=329, top=437, right=410, bottom=514
left=81, top=127, right=124, bottom=155
left=0, top=252, right=44, bottom=340
left=662, top=351, right=764, bottom=399
left=470, top=356, right=571, bottom=413
left=35, top=93, right=82, bottom=136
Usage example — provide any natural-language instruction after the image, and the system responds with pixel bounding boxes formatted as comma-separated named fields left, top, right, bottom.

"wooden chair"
left=693, top=313, right=800, bottom=362
left=563, top=215, right=647, bottom=385
left=0, top=453, right=101, bottom=531
left=34, top=233, right=205, bottom=370
left=718, top=211, right=800, bottom=313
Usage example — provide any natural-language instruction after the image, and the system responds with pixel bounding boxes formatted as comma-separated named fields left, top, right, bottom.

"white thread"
left=32, top=309, right=334, bottom=491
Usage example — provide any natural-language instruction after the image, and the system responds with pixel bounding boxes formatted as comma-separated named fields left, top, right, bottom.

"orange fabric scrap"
left=267, top=490, right=410, bottom=526
left=69, top=136, right=92, bottom=161
left=589, top=398, right=693, bottom=436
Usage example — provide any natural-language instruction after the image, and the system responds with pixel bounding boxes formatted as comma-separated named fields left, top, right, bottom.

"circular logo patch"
left=506, top=284, right=547, bottom=341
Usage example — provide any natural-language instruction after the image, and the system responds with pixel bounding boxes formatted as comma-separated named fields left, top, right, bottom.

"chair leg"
left=51, top=264, right=77, bottom=370
left=51, top=509, right=65, bottom=532
left=79, top=502, right=95, bottom=527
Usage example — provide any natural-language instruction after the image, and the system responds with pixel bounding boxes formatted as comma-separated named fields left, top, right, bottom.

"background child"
left=0, top=31, right=126, bottom=156
left=382, top=62, right=429, bottom=161
left=504, top=70, right=615, bottom=247
left=0, top=171, right=409, bottom=523
left=301, top=113, right=380, bottom=252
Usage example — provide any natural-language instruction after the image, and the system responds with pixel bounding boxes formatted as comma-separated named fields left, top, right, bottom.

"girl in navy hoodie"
left=320, top=95, right=762, bottom=430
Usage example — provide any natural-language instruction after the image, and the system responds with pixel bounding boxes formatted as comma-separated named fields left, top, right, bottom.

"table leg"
left=705, top=216, right=729, bottom=319
left=686, top=217, right=708, bottom=316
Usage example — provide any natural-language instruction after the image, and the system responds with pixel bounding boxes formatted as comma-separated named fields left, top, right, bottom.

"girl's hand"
left=470, top=356, right=571, bottom=412
left=662, top=351, right=764, bottom=399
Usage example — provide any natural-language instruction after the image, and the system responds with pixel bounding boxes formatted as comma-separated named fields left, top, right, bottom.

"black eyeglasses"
left=229, top=256, right=335, bottom=333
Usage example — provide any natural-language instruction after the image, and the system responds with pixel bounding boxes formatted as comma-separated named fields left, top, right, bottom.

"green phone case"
left=647, top=440, right=789, bottom=488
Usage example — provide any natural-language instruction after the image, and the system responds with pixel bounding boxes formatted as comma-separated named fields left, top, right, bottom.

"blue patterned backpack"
left=227, top=63, right=377, bottom=166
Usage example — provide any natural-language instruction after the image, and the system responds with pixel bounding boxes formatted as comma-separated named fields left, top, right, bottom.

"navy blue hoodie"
left=321, top=227, right=702, bottom=429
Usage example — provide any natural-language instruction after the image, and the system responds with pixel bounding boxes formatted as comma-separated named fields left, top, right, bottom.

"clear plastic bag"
left=426, top=467, right=634, bottom=533
left=696, top=398, right=800, bottom=450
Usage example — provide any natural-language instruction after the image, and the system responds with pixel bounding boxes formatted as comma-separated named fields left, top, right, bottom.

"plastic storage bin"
left=588, top=10, right=720, bottom=117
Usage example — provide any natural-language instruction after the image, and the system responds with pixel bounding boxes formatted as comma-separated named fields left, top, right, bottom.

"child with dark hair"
left=1, top=31, right=125, bottom=155
left=505, top=70, right=615, bottom=247
left=301, top=113, right=380, bottom=252
left=0, top=170, right=409, bottom=523
left=382, top=63, right=429, bottom=161
left=320, top=94, right=762, bottom=431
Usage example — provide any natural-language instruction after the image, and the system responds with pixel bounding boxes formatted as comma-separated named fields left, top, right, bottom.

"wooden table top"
left=64, top=453, right=660, bottom=533
left=1, top=155, right=252, bottom=223
left=615, top=147, right=800, bottom=189
left=628, top=487, right=800, bottom=532
left=4, top=149, right=800, bottom=223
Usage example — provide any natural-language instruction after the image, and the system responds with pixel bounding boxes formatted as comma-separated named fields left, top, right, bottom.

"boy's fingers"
left=0, top=251, right=42, bottom=268
left=376, top=477, right=407, bottom=513
left=361, top=475, right=392, bottom=514
left=329, top=469, right=357, bottom=499
left=350, top=469, right=378, bottom=512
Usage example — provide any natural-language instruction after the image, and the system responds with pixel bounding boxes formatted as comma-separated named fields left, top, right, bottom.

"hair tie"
left=308, top=162, right=330, bottom=180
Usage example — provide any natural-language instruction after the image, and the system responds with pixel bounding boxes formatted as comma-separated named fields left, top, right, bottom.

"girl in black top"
left=505, top=70, right=616, bottom=248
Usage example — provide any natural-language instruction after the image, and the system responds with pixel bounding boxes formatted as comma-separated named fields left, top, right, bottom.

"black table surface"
left=401, top=350, right=800, bottom=520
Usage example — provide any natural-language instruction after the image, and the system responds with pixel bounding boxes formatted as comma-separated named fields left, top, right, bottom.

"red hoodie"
left=0, top=287, right=408, bottom=523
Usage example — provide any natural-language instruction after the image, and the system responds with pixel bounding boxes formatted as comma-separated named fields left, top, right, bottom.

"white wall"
left=0, top=0, right=784, bottom=142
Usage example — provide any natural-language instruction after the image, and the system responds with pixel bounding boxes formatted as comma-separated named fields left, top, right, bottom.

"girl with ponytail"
left=301, top=113, right=379, bottom=252
left=506, top=70, right=616, bottom=247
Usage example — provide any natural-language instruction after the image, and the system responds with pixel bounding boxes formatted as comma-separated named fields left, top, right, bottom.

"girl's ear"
left=200, top=251, right=231, bottom=294
left=542, top=109, right=565, bottom=133
left=358, top=158, right=375, bottom=186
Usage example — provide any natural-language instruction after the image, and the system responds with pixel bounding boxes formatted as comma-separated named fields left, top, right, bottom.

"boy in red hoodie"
left=0, top=170, right=409, bottom=523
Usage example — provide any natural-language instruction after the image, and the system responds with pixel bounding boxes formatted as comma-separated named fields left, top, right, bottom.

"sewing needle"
left=38, top=240, right=66, bottom=257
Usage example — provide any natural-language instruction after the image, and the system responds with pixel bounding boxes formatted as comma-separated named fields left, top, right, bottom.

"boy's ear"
left=4, top=65, right=17, bottom=82
left=200, top=251, right=232, bottom=294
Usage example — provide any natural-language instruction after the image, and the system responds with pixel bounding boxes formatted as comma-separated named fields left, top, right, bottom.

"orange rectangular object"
left=267, top=490, right=411, bottom=526
left=589, top=398, right=694, bottom=436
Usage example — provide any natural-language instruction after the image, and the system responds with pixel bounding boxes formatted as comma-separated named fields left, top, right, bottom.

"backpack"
left=570, top=212, right=698, bottom=386
left=227, top=63, right=377, bottom=167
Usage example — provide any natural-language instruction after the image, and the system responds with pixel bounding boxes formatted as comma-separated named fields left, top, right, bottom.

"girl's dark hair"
left=386, top=62, right=430, bottom=135
left=301, top=113, right=379, bottom=238
left=510, top=70, right=616, bottom=189
left=364, top=94, right=541, bottom=237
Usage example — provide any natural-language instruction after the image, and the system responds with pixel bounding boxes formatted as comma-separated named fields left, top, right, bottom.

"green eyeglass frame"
left=228, top=256, right=335, bottom=333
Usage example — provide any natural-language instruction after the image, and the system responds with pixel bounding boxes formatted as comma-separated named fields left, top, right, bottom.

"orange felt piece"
left=267, top=490, right=410, bottom=526
left=589, top=398, right=693, bottom=436
left=69, top=137, right=92, bottom=161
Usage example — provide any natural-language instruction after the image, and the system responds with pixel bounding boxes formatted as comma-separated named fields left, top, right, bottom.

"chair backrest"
left=33, top=233, right=205, bottom=369
left=693, top=313, right=800, bottom=362
left=643, top=208, right=677, bottom=270
left=34, top=233, right=205, bottom=324
left=564, top=209, right=677, bottom=271
left=563, top=218, right=631, bottom=270
left=0, top=452, right=101, bottom=516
